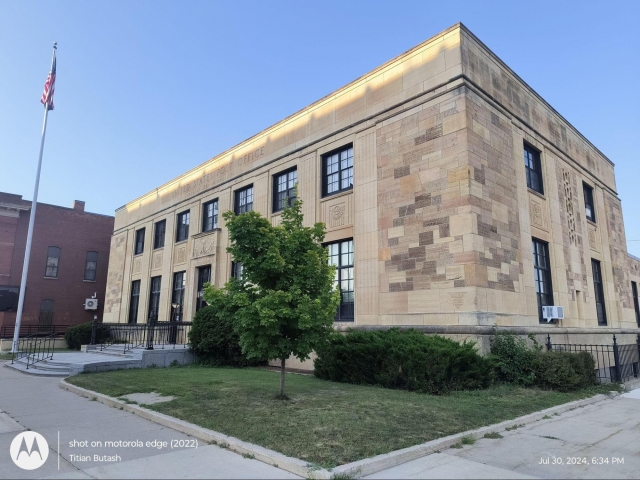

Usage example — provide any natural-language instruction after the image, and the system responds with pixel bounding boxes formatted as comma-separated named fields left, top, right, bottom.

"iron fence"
left=0, top=324, right=70, bottom=339
left=547, top=334, right=640, bottom=384
left=91, top=321, right=192, bottom=354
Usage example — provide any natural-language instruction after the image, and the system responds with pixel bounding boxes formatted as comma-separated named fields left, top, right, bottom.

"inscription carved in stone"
left=449, top=292, right=465, bottom=309
left=563, top=169, right=577, bottom=245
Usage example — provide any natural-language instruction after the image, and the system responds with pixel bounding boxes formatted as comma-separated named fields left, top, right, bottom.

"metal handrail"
left=1, top=324, right=70, bottom=339
left=91, top=321, right=192, bottom=353
left=11, top=332, right=55, bottom=369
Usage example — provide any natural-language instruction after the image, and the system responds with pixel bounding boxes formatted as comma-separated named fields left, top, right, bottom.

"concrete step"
left=12, top=357, right=70, bottom=372
left=85, top=348, right=137, bottom=358
left=4, top=361, right=69, bottom=377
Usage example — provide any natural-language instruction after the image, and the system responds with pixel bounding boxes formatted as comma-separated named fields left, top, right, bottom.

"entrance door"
left=196, top=265, right=211, bottom=313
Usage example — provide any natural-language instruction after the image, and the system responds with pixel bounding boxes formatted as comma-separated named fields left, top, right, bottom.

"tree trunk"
left=280, top=357, right=286, bottom=397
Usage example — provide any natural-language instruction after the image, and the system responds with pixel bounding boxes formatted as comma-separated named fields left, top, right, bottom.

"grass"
left=461, top=435, right=475, bottom=445
left=483, top=431, right=503, bottom=439
left=67, top=365, right=611, bottom=468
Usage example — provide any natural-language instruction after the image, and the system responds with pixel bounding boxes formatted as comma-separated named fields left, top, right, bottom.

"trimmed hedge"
left=189, top=306, right=264, bottom=366
left=313, top=329, right=494, bottom=394
left=64, top=322, right=109, bottom=350
left=490, top=332, right=597, bottom=392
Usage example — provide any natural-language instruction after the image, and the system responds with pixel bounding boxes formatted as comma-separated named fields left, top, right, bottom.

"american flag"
left=40, top=54, right=56, bottom=111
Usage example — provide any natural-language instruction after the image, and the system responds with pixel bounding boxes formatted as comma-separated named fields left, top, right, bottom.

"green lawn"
left=67, top=366, right=610, bottom=468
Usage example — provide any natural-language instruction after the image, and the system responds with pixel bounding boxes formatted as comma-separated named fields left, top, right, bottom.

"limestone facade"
left=104, top=24, right=640, bottom=337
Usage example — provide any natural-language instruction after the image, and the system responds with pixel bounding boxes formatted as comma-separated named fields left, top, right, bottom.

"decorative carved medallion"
left=588, top=226, right=599, bottom=252
left=328, top=204, right=346, bottom=228
left=152, top=251, right=163, bottom=270
left=133, top=258, right=142, bottom=275
left=563, top=169, right=577, bottom=245
left=531, top=199, right=543, bottom=226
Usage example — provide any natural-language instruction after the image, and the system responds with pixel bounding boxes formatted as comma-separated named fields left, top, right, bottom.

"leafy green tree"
left=203, top=194, right=340, bottom=398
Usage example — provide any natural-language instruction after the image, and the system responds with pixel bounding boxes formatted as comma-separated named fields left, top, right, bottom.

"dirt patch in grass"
left=67, top=366, right=610, bottom=468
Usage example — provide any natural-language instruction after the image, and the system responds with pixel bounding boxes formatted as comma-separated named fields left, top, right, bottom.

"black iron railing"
left=0, top=324, right=70, bottom=339
left=547, top=334, right=640, bottom=383
left=11, top=332, right=56, bottom=369
left=90, top=320, right=192, bottom=353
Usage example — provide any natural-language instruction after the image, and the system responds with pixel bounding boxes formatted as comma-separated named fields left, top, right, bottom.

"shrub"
left=314, top=329, right=493, bottom=394
left=189, top=306, right=264, bottom=366
left=64, top=322, right=108, bottom=350
left=489, top=332, right=539, bottom=386
left=534, top=351, right=597, bottom=392
left=490, top=332, right=598, bottom=391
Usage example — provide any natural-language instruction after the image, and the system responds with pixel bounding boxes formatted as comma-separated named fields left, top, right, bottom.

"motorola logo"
left=10, top=431, right=49, bottom=470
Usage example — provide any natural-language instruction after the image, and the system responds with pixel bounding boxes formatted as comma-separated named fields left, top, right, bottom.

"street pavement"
left=0, top=362, right=298, bottom=479
left=366, top=388, right=640, bottom=479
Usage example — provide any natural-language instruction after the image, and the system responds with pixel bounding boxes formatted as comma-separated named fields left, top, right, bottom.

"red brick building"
left=0, top=192, right=114, bottom=331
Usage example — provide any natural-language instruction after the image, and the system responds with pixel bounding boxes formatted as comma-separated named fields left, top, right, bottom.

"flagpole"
left=11, top=43, right=57, bottom=353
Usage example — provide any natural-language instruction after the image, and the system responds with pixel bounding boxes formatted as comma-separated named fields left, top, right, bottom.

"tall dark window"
left=323, top=145, right=353, bottom=196
left=84, top=251, right=98, bottom=281
left=328, top=239, right=354, bottom=321
left=172, top=271, right=186, bottom=321
left=45, top=246, right=61, bottom=278
left=148, top=276, right=162, bottom=321
left=592, top=259, right=607, bottom=325
left=154, top=220, right=166, bottom=249
left=134, top=228, right=145, bottom=255
left=524, top=143, right=544, bottom=195
left=532, top=238, right=554, bottom=322
left=234, top=186, right=253, bottom=214
left=0, top=286, right=20, bottom=312
left=202, top=200, right=219, bottom=232
left=273, top=168, right=297, bottom=212
left=632, top=281, right=640, bottom=326
left=39, top=299, right=54, bottom=327
left=196, top=265, right=211, bottom=312
left=176, top=211, right=190, bottom=242
left=231, top=261, right=244, bottom=280
left=129, top=280, right=141, bottom=324
left=583, top=182, right=596, bottom=223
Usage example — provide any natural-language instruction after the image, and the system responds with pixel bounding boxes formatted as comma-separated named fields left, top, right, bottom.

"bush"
left=64, top=322, right=109, bottom=350
left=314, top=329, right=494, bottom=394
left=490, top=332, right=597, bottom=391
left=490, top=332, right=539, bottom=386
left=189, top=306, right=264, bottom=366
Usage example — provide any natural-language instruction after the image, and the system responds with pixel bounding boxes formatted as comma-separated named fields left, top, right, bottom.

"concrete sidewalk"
left=0, top=363, right=298, bottom=479
left=366, top=390, right=640, bottom=479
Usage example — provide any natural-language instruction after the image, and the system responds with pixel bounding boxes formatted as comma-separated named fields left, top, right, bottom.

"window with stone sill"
left=524, top=143, right=544, bottom=195
left=176, top=211, right=190, bottom=242
left=134, top=228, right=145, bottom=255
left=583, top=182, right=596, bottom=223
left=532, top=238, right=553, bottom=323
left=327, top=239, right=354, bottom=321
left=322, top=145, right=353, bottom=197
left=45, top=246, right=61, bottom=278
left=202, top=200, right=219, bottom=232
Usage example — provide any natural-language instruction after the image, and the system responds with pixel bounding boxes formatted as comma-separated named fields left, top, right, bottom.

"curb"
left=60, top=378, right=617, bottom=479
left=59, top=379, right=332, bottom=479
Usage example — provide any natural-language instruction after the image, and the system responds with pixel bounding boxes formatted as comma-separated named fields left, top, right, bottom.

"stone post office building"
left=104, top=24, right=640, bottom=349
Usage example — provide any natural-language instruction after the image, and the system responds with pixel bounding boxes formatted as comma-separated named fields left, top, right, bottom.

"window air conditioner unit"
left=85, top=298, right=99, bottom=310
left=542, top=305, right=564, bottom=322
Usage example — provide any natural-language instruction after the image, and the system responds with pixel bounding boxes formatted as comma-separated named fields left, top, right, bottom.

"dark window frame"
left=39, top=299, right=54, bottom=326
left=524, top=143, right=544, bottom=195
left=84, top=251, right=98, bottom=281
left=129, top=280, right=141, bottom=324
left=176, top=211, right=190, bottom=242
left=234, top=185, right=254, bottom=215
left=231, top=261, right=244, bottom=280
left=327, top=239, right=354, bottom=322
left=592, top=259, right=607, bottom=326
left=134, top=228, right=145, bottom=255
left=0, top=286, right=20, bottom=312
left=45, top=246, right=61, bottom=278
left=196, top=265, right=211, bottom=312
left=273, top=167, right=298, bottom=212
left=632, top=281, right=640, bottom=327
left=532, top=238, right=554, bottom=323
left=148, top=276, right=162, bottom=322
left=154, top=220, right=166, bottom=249
left=583, top=182, right=596, bottom=223
left=322, top=144, right=354, bottom=197
left=202, top=199, right=219, bottom=232
left=172, top=271, right=186, bottom=322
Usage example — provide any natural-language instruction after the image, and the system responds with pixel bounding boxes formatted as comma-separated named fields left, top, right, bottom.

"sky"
left=1, top=0, right=639, bottom=254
